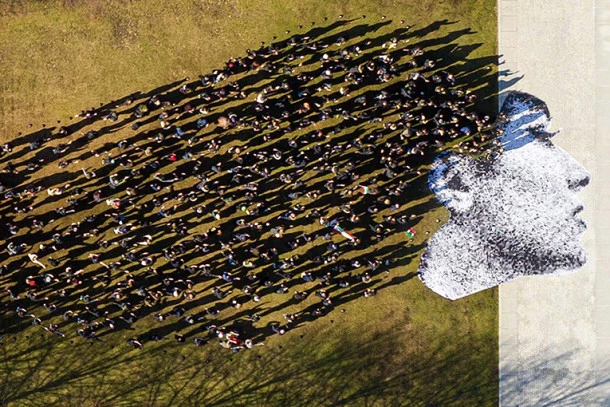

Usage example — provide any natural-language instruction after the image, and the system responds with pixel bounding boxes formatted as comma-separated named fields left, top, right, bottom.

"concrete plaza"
left=498, top=0, right=610, bottom=405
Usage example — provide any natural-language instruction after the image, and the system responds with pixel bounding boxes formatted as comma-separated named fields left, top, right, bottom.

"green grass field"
left=0, top=1, right=498, bottom=406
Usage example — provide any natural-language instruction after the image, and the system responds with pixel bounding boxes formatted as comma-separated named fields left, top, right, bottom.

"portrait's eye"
left=538, top=135, right=554, bottom=148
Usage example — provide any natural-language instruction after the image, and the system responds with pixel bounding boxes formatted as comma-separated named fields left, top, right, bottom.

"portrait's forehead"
left=499, top=91, right=553, bottom=151
left=501, top=91, right=550, bottom=118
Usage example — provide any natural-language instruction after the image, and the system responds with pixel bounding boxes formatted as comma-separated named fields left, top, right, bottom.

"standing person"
left=28, top=253, right=46, bottom=269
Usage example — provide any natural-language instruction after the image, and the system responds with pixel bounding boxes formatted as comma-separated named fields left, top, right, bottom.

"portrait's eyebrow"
left=534, top=127, right=560, bottom=141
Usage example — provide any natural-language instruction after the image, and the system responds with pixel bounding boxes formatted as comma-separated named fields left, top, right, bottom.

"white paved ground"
left=498, top=0, right=610, bottom=405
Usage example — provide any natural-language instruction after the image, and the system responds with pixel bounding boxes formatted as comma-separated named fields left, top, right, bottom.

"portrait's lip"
left=574, top=218, right=587, bottom=234
left=570, top=204, right=587, bottom=233
left=572, top=205, right=584, bottom=217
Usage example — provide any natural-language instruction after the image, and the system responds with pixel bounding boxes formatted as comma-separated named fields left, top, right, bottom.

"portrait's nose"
left=563, top=152, right=590, bottom=192
left=569, top=173, right=590, bottom=191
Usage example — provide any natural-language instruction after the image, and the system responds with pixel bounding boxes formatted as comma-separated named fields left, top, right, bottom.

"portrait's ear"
left=429, top=152, right=477, bottom=214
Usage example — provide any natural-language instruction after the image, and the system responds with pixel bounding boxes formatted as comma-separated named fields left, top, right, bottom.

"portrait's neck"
left=419, top=218, right=514, bottom=300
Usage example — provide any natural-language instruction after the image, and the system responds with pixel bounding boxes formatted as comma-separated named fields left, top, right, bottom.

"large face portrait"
left=418, top=91, right=590, bottom=300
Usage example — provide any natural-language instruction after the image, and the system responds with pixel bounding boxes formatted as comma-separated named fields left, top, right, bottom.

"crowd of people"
left=0, top=16, right=498, bottom=352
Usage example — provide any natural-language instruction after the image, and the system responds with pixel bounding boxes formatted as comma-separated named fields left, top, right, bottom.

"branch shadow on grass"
left=0, top=319, right=500, bottom=407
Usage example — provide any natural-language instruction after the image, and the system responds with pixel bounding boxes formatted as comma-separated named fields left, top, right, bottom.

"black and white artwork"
left=418, top=91, right=590, bottom=300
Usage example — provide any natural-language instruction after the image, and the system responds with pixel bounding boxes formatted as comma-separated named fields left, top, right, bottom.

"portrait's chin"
left=545, top=245, right=588, bottom=275
left=573, top=245, right=588, bottom=268
left=575, top=217, right=588, bottom=235
left=543, top=218, right=589, bottom=271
